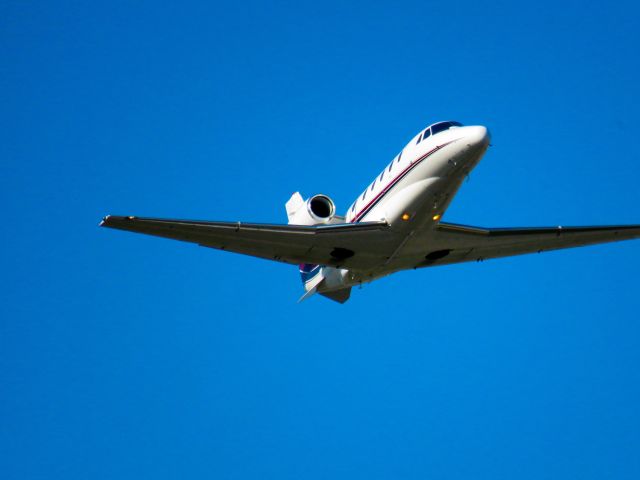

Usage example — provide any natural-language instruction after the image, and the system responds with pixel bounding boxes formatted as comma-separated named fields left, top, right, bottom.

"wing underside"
left=101, top=216, right=640, bottom=272
left=416, top=222, right=640, bottom=267
left=100, top=215, right=397, bottom=270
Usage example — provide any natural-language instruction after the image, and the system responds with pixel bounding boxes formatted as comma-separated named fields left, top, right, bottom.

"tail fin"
left=299, top=263, right=321, bottom=284
left=298, top=263, right=324, bottom=302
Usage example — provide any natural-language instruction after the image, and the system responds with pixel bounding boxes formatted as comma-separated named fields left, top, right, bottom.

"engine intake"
left=287, top=192, right=337, bottom=225
left=307, top=195, right=335, bottom=222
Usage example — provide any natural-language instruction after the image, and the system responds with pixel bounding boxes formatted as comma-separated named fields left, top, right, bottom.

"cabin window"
left=379, top=171, right=384, bottom=182
left=397, top=151, right=403, bottom=163
left=371, top=180, right=376, bottom=191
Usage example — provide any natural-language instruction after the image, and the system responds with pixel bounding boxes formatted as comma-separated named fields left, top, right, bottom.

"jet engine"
left=286, top=192, right=337, bottom=225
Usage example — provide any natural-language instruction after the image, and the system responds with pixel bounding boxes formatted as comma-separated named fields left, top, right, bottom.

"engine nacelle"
left=286, top=192, right=337, bottom=225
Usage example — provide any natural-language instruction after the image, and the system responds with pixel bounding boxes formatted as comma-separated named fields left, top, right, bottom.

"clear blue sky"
left=2, top=1, right=640, bottom=478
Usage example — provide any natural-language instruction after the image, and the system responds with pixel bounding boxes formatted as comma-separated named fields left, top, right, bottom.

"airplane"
left=101, top=120, right=640, bottom=303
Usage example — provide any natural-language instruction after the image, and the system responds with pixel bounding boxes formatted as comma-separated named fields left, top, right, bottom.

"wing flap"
left=100, top=215, right=396, bottom=269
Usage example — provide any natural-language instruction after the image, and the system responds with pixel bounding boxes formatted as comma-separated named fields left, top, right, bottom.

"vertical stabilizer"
left=297, top=264, right=325, bottom=302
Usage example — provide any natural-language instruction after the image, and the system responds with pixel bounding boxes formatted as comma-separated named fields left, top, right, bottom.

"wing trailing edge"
left=100, top=215, right=396, bottom=270
left=418, top=221, right=640, bottom=267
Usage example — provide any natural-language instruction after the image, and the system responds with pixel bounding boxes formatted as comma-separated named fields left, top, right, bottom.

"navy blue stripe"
left=352, top=140, right=454, bottom=223
left=299, top=263, right=321, bottom=283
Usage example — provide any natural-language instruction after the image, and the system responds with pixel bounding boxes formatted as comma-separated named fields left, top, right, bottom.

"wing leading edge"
left=100, top=215, right=396, bottom=270
left=418, top=222, right=640, bottom=267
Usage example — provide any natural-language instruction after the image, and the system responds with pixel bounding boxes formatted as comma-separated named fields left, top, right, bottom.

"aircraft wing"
left=100, top=215, right=397, bottom=269
left=419, top=222, right=640, bottom=267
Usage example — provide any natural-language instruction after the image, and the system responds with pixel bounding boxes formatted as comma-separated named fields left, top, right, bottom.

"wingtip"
left=99, top=215, right=138, bottom=227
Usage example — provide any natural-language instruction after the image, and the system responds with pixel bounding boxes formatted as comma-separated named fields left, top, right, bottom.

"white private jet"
left=101, top=121, right=640, bottom=303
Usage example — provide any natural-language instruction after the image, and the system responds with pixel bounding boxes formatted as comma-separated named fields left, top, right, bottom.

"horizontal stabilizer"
left=298, top=286, right=319, bottom=303
left=297, top=268, right=326, bottom=303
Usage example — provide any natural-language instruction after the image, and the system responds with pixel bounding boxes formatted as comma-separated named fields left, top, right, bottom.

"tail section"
left=289, top=194, right=353, bottom=304
left=298, top=263, right=324, bottom=302
left=319, top=287, right=352, bottom=304
left=299, top=263, right=322, bottom=285
left=297, top=264, right=354, bottom=304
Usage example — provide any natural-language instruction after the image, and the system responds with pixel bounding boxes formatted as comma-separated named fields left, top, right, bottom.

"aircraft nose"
left=466, top=125, right=490, bottom=148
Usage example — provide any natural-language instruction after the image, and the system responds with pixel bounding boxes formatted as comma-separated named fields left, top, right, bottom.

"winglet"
left=100, top=215, right=138, bottom=228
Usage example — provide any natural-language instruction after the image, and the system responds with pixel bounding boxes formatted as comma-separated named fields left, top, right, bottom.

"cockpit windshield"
left=430, top=121, right=463, bottom=135
left=417, top=121, right=463, bottom=145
